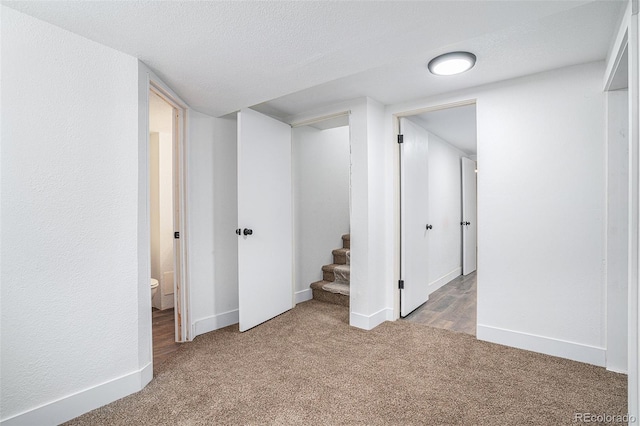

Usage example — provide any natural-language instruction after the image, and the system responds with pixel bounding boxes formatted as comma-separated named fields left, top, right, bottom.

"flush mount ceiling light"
left=427, top=51, right=476, bottom=76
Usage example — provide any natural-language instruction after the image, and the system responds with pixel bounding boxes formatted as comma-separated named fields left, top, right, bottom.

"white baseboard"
left=0, top=362, right=152, bottom=426
left=477, top=324, right=606, bottom=367
left=295, top=289, right=313, bottom=304
left=428, top=267, right=461, bottom=294
left=141, top=361, right=153, bottom=387
left=350, top=307, right=394, bottom=330
left=607, top=365, right=628, bottom=374
left=193, top=309, right=239, bottom=337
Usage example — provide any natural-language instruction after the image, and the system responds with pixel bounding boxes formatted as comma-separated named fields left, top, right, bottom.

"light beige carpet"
left=66, top=300, right=626, bottom=425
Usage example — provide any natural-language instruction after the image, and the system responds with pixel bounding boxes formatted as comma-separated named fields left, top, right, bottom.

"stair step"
left=342, top=234, right=350, bottom=249
left=310, top=280, right=350, bottom=307
left=332, top=248, right=350, bottom=265
left=322, top=263, right=350, bottom=283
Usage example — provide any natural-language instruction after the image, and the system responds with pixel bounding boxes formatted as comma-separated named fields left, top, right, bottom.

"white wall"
left=292, top=125, right=350, bottom=301
left=606, top=90, right=629, bottom=373
left=387, top=61, right=608, bottom=366
left=188, top=112, right=239, bottom=337
left=1, top=6, right=144, bottom=425
left=363, top=98, right=392, bottom=326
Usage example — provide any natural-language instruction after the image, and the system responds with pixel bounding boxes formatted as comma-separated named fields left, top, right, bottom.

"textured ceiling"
left=4, top=1, right=624, bottom=118
left=257, top=0, right=624, bottom=120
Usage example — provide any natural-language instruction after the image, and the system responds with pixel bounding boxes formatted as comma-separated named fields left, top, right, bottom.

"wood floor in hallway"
left=402, top=271, right=477, bottom=335
left=152, top=308, right=181, bottom=372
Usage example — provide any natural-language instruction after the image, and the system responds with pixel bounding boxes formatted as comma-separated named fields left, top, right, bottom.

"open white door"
left=461, top=157, right=477, bottom=275
left=237, top=108, right=293, bottom=332
left=400, top=118, right=431, bottom=317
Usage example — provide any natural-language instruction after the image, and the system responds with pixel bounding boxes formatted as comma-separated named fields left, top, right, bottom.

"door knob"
left=426, top=224, right=433, bottom=230
left=243, top=228, right=253, bottom=236
left=465, top=222, right=471, bottom=226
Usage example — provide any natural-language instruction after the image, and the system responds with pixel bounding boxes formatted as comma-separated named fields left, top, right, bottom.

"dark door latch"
left=243, top=228, right=253, bottom=236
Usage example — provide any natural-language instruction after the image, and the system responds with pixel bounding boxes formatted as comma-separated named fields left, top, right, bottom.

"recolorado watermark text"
left=574, top=412, right=636, bottom=423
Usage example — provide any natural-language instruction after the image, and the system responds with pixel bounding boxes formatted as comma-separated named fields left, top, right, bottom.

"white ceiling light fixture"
left=428, top=51, right=476, bottom=76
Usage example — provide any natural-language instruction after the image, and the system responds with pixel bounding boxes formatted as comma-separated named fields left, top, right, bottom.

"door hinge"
left=174, top=231, right=180, bottom=239
left=397, top=134, right=404, bottom=144
left=398, top=279, right=404, bottom=289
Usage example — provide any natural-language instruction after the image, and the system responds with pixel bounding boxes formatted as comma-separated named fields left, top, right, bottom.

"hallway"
left=402, top=272, right=477, bottom=335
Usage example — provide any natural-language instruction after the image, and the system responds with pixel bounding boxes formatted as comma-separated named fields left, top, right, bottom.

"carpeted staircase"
left=310, top=234, right=350, bottom=307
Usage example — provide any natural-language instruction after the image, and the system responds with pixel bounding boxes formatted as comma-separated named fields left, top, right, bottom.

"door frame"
left=393, top=99, right=477, bottom=320
left=602, top=0, right=639, bottom=416
left=147, top=79, right=191, bottom=343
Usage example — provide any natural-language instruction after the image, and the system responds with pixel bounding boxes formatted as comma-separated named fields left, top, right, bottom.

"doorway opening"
left=235, top=108, right=351, bottom=332
left=396, top=102, right=478, bottom=336
left=148, top=85, right=188, bottom=368
left=291, top=113, right=352, bottom=313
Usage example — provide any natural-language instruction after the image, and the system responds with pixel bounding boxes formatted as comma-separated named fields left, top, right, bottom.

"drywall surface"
left=387, top=62, right=607, bottom=364
left=364, top=98, right=391, bottom=321
left=1, top=5, right=140, bottom=423
left=189, top=112, right=239, bottom=336
left=292, top=125, right=350, bottom=295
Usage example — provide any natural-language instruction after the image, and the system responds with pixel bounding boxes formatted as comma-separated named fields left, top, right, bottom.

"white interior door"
left=461, top=157, right=477, bottom=275
left=237, top=108, right=293, bottom=332
left=400, top=118, right=431, bottom=317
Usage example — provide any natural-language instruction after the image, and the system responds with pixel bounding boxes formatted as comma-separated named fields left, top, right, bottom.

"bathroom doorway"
left=148, top=85, right=188, bottom=367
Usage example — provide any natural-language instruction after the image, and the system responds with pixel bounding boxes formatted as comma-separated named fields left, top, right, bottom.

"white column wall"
left=363, top=98, right=392, bottom=325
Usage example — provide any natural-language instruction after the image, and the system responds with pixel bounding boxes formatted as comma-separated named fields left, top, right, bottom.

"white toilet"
left=150, top=278, right=159, bottom=301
